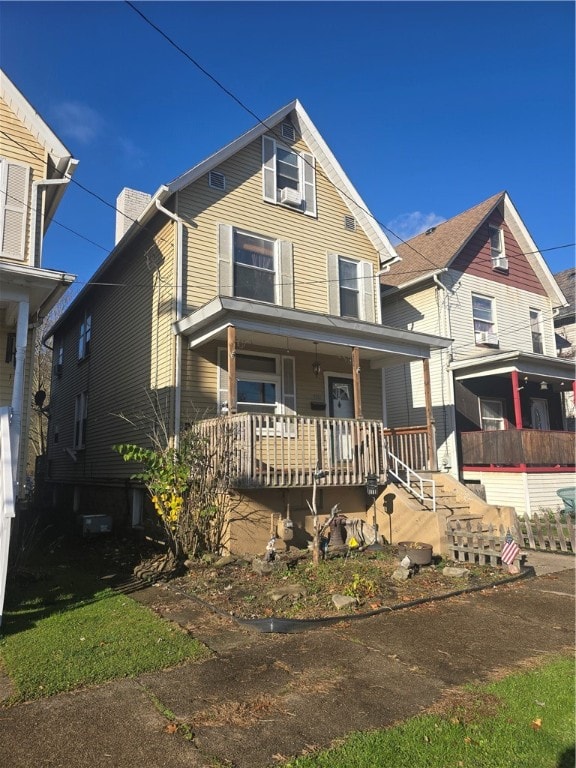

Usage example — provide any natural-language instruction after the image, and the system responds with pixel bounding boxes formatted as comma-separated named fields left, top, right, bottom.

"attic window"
left=281, top=122, right=296, bottom=141
left=209, top=171, right=226, bottom=191
left=489, top=225, right=508, bottom=271
left=344, top=215, right=356, bottom=232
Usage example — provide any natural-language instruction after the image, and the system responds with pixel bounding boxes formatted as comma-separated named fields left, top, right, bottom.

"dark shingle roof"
left=381, top=192, right=505, bottom=289
left=554, top=267, right=576, bottom=323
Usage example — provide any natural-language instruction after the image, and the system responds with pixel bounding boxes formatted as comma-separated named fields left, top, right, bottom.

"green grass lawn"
left=0, top=566, right=209, bottom=703
left=285, top=655, right=575, bottom=768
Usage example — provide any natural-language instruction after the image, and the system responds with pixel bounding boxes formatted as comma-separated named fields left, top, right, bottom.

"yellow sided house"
left=0, top=69, right=77, bottom=622
left=46, top=101, right=453, bottom=554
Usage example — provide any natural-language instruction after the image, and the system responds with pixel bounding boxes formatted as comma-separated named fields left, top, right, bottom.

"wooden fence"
left=446, top=520, right=523, bottom=567
left=513, top=511, right=575, bottom=554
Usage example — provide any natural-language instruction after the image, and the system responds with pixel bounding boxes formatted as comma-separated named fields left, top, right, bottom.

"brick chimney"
left=115, top=188, right=152, bottom=244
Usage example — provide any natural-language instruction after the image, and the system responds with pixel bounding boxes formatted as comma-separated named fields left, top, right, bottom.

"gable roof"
left=48, top=100, right=399, bottom=337
left=554, top=267, right=575, bottom=323
left=164, top=100, right=399, bottom=267
left=1, top=69, right=78, bottom=223
left=381, top=191, right=567, bottom=307
left=1, top=69, right=74, bottom=174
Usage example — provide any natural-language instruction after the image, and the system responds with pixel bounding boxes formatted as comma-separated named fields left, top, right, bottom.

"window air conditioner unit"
left=476, top=331, right=499, bottom=346
left=492, top=256, right=509, bottom=272
left=279, top=187, right=301, bottom=207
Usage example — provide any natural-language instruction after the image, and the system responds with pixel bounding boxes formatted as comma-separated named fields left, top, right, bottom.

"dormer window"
left=262, top=136, right=316, bottom=216
left=489, top=225, right=508, bottom=271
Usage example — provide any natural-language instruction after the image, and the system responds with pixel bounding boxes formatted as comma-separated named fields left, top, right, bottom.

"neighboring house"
left=45, top=100, right=451, bottom=553
left=553, top=266, right=575, bottom=430
left=0, top=69, right=77, bottom=622
left=380, top=191, right=575, bottom=517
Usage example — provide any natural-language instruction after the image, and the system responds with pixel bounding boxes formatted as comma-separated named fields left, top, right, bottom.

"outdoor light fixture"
left=312, top=342, right=321, bottom=377
left=365, top=473, right=383, bottom=552
left=540, top=381, right=548, bottom=391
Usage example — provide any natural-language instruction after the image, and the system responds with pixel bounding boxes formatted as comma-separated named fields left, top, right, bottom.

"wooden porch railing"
left=461, top=429, right=576, bottom=467
left=197, top=415, right=429, bottom=489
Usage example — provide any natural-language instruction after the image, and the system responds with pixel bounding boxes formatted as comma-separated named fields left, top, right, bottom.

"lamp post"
left=365, top=473, right=382, bottom=552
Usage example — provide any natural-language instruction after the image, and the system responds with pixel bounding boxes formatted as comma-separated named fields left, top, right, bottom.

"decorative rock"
left=442, top=566, right=470, bottom=578
left=267, top=584, right=307, bottom=602
left=252, top=557, right=275, bottom=576
left=392, top=566, right=412, bottom=582
left=332, top=594, right=358, bottom=610
left=214, top=555, right=238, bottom=568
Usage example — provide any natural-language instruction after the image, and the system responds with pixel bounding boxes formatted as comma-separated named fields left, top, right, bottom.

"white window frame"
left=233, top=229, right=277, bottom=304
left=74, top=391, right=88, bottom=449
left=78, top=312, right=92, bottom=360
left=479, top=398, right=505, bottom=431
left=529, top=308, right=544, bottom=354
left=472, top=293, right=497, bottom=343
left=489, top=225, right=504, bottom=262
left=338, top=256, right=361, bottom=319
left=327, top=253, right=375, bottom=322
left=262, top=136, right=316, bottom=217
left=217, top=349, right=296, bottom=422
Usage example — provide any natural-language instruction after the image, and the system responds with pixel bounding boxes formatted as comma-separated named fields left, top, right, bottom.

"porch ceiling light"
left=312, top=342, right=321, bottom=377
left=540, top=381, right=548, bottom=391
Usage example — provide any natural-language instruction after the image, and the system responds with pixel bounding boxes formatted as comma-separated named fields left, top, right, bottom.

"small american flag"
left=501, top=530, right=520, bottom=565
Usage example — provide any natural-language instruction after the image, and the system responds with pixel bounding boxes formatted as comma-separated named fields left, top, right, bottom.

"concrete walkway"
left=0, top=558, right=574, bottom=768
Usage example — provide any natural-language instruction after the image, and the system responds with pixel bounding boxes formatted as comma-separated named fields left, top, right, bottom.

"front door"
left=327, top=376, right=354, bottom=460
left=531, top=398, right=550, bottom=430
left=328, top=376, right=354, bottom=418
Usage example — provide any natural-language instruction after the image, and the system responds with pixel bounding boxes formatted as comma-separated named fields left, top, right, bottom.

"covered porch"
left=176, top=297, right=451, bottom=487
left=452, top=351, right=576, bottom=471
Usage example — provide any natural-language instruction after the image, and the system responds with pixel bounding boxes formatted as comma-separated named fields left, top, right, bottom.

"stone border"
left=165, top=567, right=535, bottom=634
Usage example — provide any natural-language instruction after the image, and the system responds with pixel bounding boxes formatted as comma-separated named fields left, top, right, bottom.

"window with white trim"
left=529, top=308, right=544, bottom=354
left=472, top=294, right=497, bottom=344
left=327, top=253, right=375, bottom=322
left=54, top=343, right=64, bottom=378
left=78, top=312, right=92, bottom=360
left=479, top=398, right=505, bottom=431
left=489, top=225, right=507, bottom=270
left=218, top=349, right=296, bottom=418
left=74, top=391, right=88, bottom=449
left=233, top=231, right=276, bottom=303
left=262, top=135, right=316, bottom=216
left=218, top=224, right=294, bottom=308
left=0, top=158, right=30, bottom=261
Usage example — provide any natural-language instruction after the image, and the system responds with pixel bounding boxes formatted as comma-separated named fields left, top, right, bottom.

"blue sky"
left=1, top=1, right=574, bottom=288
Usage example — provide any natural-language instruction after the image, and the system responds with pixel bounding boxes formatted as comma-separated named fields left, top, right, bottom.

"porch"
left=461, top=428, right=575, bottom=469
left=198, top=413, right=431, bottom=488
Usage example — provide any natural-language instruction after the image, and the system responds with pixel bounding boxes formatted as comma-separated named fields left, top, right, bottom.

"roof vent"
left=425, top=227, right=436, bottom=235
left=281, top=122, right=296, bottom=141
left=209, top=171, right=226, bottom=191
left=344, top=215, right=357, bottom=232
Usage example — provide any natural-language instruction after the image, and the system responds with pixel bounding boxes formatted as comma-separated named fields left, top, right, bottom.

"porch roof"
left=450, top=349, right=576, bottom=382
left=175, top=296, right=452, bottom=368
left=0, top=262, right=76, bottom=319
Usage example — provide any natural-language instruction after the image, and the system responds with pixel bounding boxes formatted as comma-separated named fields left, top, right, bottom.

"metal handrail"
left=387, top=449, right=436, bottom=512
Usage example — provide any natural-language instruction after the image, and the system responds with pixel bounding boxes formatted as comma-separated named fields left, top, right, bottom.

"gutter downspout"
left=31, top=158, right=79, bottom=267
left=155, top=198, right=185, bottom=448
left=432, top=270, right=457, bottom=474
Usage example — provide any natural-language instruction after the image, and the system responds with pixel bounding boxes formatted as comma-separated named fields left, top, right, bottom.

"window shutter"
left=327, top=253, right=340, bottom=315
left=278, top=240, right=294, bottom=308
left=301, top=152, right=316, bottom=217
left=0, top=161, right=29, bottom=260
left=281, top=356, right=296, bottom=416
left=262, top=136, right=277, bottom=203
left=360, top=260, right=375, bottom=322
left=217, top=347, right=229, bottom=413
left=217, top=223, right=233, bottom=296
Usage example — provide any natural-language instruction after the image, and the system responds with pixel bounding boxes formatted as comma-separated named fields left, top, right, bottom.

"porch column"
left=510, top=370, right=523, bottom=429
left=227, top=325, right=237, bottom=415
left=422, top=358, right=438, bottom=471
left=351, top=347, right=363, bottom=419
